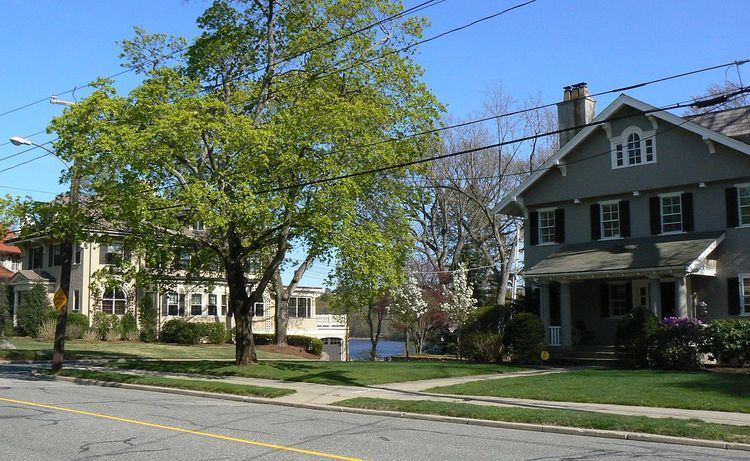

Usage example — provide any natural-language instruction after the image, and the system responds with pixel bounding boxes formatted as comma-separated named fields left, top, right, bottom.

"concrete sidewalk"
left=62, top=363, right=750, bottom=427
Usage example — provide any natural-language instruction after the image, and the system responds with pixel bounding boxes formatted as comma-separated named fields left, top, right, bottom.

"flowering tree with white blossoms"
left=441, top=264, right=477, bottom=348
left=390, top=275, right=441, bottom=354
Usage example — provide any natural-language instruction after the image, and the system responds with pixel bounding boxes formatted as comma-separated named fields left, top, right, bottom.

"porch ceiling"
left=524, top=231, right=724, bottom=281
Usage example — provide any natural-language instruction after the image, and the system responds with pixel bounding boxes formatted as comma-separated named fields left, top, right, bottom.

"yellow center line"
left=0, top=396, right=364, bottom=461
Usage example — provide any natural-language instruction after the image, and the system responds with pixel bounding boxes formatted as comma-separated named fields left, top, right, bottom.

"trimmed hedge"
left=615, top=307, right=659, bottom=368
left=702, top=319, right=750, bottom=367
left=160, top=319, right=200, bottom=345
left=459, top=332, right=504, bottom=363
left=231, top=331, right=323, bottom=355
left=503, top=313, right=544, bottom=364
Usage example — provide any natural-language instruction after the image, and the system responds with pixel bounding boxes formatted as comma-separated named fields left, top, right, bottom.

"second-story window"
left=254, top=302, right=264, bottom=317
left=190, top=294, right=203, bottom=316
left=29, top=246, right=43, bottom=269
left=661, top=194, right=683, bottom=233
left=612, top=127, right=656, bottom=169
left=50, top=244, right=64, bottom=266
left=740, top=185, right=750, bottom=226
left=539, top=210, right=556, bottom=244
left=105, top=242, right=124, bottom=264
left=74, top=245, right=82, bottom=265
left=601, top=202, right=620, bottom=239
left=176, top=250, right=190, bottom=270
left=627, top=133, right=642, bottom=165
left=288, top=297, right=311, bottom=318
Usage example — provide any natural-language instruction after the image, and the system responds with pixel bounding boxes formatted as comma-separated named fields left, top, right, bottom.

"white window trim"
left=737, top=183, right=750, bottom=228
left=190, top=293, right=204, bottom=316
left=659, top=192, right=684, bottom=235
left=599, top=200, right=622, bottom=240
left=740, top=273, right=750, bottom=316
left=610, top=126, right=657, bottom=169
left=608, top=281, right=629, bottom=318
left=537, top=207, right=557, bottom=245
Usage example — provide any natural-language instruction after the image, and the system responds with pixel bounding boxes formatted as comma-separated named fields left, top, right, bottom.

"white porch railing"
left=549, top=326, right=561, bottom=347
left=316, top=314, right=346, bottom=328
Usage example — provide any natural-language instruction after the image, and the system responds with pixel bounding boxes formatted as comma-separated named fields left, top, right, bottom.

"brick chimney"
left=556, top=83, right=596, bottom=147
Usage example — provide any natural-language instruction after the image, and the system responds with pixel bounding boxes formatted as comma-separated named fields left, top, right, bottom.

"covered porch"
left=525, top=232, right=724, bottom=347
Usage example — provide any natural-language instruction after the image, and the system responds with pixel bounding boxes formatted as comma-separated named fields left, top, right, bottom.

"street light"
left=10, top=128, right=80, bottom=372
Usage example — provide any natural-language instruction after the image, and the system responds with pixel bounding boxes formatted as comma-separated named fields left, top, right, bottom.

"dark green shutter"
left=600, top=283, right=610, bottom=318
left=728, top=277, right=741, bottom=315
left=590, top=204, right=601, bottom=240
left=681, top=193, right=694, bottom=232
left=161, top=294, right=168, bottom=316
left=554, top=208, right=565, bottom=244
left=625, top=281, right=633, bottom=312
left=620, top=200, right=631, bottom=237
left=649, top=197, right=661, bottom=235
left=529, top=211, right=539, bottom=245
left=726, top=187, right=739, bottom=228
left=178, top=294, right=185, bottom=317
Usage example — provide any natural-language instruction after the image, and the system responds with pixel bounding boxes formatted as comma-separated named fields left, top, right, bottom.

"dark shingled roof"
left=524, top=232, right=723, bottom=278
left=690, top=105, right=750, bottom=144
left=11, top=270, right=56, bottom=283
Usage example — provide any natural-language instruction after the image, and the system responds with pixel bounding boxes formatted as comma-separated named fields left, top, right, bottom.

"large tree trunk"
left=273, top=270, right=288, bottom=347
left=366, top=302, right=384, bottom=361
left=227, top=260, right=256, bottom=365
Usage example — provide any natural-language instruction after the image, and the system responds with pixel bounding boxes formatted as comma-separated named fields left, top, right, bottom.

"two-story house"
left=8, top=230, right=347, bottom=359
left=498, top=83, right=750, bottom=348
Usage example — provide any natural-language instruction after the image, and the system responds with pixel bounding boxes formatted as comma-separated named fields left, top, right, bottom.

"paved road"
left=0, top=368, right=745, bottom=461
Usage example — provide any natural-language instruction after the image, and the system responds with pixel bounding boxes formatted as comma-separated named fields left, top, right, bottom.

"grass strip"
left=427, top=369, right=750, bottom=413
left=49, top=369, right=295, bottom=399
left=110, top=359, right=526, bottom=386
left=333, top=397, right=750, bottom=444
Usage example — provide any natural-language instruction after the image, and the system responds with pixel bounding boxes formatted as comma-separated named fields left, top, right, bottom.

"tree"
left=390, top=274, right=442, bottom=354
left=41, top=0, right=440, bottom=365
left=16, top=284, right=54, bottom=337
left=138, top=294, right=158, bottom=342
left=441, top=263, right=477, bottom=351
left=687, top=81, right=749, bottom=114
left=0, top=281, right=9, bottom=338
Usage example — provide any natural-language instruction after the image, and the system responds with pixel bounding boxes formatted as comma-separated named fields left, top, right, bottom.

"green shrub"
left=37, top=319, right=57, bottom=341
left=160, top=319, right=200, bottom=345
left=702, top=319, right=750, bottom=367
left=138, top=295, right=158, bottom=343
left=503, top=312, right=544, bottom=364
left=67, top=311, right=90, bottom=332
left=649, top=317, right=704, bottom=371
left=615, top=307, right=659, bottom=368
left=254, top=333, right=274, bottom=345
left=120, top=312, right=137, bottom=339
left=16, top=284, right=54, bottom=337
left=92, top=311, right=111, bottom=340
left=200, top=322, right=226, bottom=344
left=0, top=281, right=10, bottom=337
left=288, top=335, right=323, bottom=356
left=459, top=332, right=504, bottom=363
left=108, top=315, right=121, bottom=341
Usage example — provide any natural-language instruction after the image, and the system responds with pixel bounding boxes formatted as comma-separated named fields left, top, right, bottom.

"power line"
left=259, top=88, right=750, bottom=193
left=0, top=185, right=59, bottom=195
left=0, top=140, right=56, bottom=163
left=0, top=152, right=54, bottom=174
left=0, top=0, right=445, bottom=121
left=0, top=130, right=47, bottom=148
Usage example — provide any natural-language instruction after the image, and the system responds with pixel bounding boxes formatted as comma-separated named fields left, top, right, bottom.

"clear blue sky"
left=1, top=0, right=748, bottom=285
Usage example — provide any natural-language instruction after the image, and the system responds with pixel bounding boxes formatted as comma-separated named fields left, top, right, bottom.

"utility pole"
left=11, top=97, right=79, bottom=372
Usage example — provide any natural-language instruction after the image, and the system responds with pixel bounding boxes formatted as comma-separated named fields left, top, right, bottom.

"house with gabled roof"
left=498, top=83, right=750, bottom=348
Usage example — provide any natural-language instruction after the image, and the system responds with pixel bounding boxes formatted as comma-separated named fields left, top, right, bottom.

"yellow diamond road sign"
left=53, top=288, right=67, bottom=312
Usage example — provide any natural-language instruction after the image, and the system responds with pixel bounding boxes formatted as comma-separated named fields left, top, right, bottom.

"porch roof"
left=9, top=269, right=56, bottom=285
left=524, top=231, right=724, bottom=280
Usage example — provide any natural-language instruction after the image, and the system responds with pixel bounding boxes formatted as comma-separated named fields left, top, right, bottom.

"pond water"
left=348, top=338, right=406, bottom=360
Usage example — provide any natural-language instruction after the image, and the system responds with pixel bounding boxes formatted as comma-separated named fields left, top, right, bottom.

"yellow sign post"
left=53, top=288, right=68, bottom=312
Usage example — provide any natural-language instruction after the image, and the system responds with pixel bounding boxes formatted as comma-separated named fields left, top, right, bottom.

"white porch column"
left=12, top=290, right=18, bottom=326
left=539, top=282, right=551, bottom=345
left=560, top=281, right=573, bottom=347
left=648, top=277, right=661, bottom=318
left=675, top=276, right=688, bottom=317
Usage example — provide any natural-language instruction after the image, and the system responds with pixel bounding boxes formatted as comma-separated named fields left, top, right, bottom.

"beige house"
left=8, top=233, right=348, bottom=360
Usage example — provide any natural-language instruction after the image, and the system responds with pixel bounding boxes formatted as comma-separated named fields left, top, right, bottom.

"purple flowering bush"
left=648, top=317, right=704, bottom=371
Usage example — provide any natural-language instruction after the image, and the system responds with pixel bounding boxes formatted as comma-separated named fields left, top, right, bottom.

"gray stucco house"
left=498, top=84, right=750, bottom=347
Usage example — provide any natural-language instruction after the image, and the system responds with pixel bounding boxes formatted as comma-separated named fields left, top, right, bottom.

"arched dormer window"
left=611, top=126, right=656, bottom=169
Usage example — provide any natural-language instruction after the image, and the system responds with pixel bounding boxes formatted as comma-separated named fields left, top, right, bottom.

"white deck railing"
left=549, top=326, right=561, bottom=347
left=316, top=314, right=346, bottom=328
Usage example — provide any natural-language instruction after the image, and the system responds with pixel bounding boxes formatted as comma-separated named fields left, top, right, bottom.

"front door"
left=632, top=280, right=649, bottom=310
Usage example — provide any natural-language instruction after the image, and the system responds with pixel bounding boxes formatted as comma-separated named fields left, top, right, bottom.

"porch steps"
left=547, top=345, right=618, bottom=367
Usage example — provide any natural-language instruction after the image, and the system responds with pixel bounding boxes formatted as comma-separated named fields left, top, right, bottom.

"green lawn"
left=428, top=369, right=750, bottom=413
left=50, top=369, right=295, bottom=398
left=0, top=337, right=299, bottom=361
left=333, top=398, right=750, bottom=444
left=112, top=359, right=525, bottom=386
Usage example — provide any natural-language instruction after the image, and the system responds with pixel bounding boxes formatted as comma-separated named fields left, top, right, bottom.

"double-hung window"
left=600, top=202, right=620, bottom=239
left=221, top=294, right=228, bottom=316
left=207, top=294, right=218, bottom=316
left=105, top=242, right=124, bottom=264
left=740, top=274, right=750, bottom=316
left=167, top=293, right=180, bottom=316
left=661, top=194, right=683, bottom=233
left=288, top=297, right=311, bottom=318
left=29, top=246, right=43, bottom=269
left=190, top=294, right=203, bottom=316
left=609, top=283, right=628, bottom=317
left=51, top=244, right=64, bottom=266
left=254, top=302, right=264, bottom=317
left=538, top=209, right=556, bottom=244
left=739, top=185, right=750, bottom=226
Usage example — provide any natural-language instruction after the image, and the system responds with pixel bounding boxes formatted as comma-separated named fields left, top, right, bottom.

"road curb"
left=46, top=374, right=750, bottom=452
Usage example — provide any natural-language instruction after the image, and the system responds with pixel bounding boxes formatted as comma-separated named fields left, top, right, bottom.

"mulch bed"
left=257, top=344, right=320, bottom=360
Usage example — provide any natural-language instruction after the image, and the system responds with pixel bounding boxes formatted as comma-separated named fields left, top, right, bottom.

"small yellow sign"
left=53, top=288, right=68, bottom=312
left=541, top=350, right=550, bottom=361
